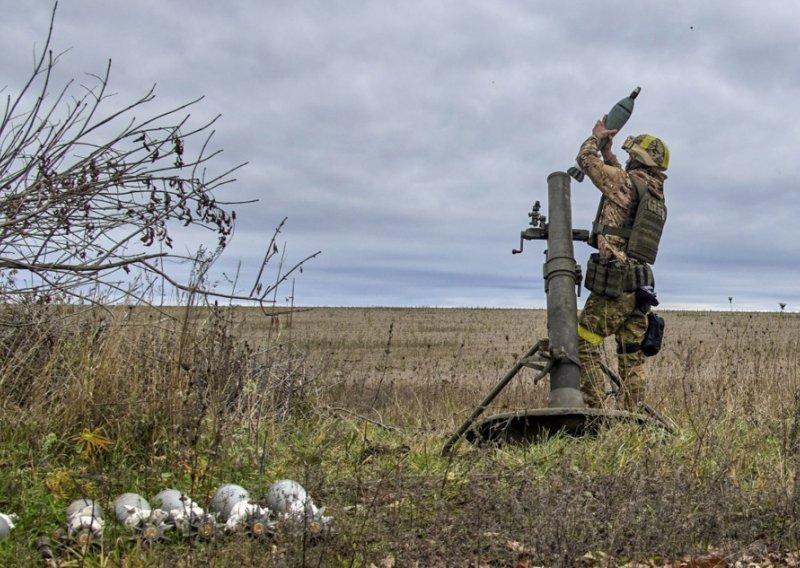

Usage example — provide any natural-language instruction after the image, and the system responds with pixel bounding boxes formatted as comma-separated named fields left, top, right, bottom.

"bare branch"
left=0, top=6, right=318, bottom=308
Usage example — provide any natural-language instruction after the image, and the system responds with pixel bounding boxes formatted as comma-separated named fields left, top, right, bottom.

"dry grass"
left=281, top=307, right=551, bottom=429
left=2, top=305, right=800, bottom=566
left=281, top=308, right=800, bottom=432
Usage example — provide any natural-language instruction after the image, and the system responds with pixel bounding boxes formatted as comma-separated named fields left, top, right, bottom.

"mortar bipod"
left=441, top=339, right=553, bottom=456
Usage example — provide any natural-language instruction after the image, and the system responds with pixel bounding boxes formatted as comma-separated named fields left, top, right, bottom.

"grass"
left=1, top=304, right=800, bottom=566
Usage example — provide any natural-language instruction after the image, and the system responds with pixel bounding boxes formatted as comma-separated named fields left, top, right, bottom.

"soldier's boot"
left=578, top=336, right=607, bottom=409
left=617, top=350, right=646, bottom=412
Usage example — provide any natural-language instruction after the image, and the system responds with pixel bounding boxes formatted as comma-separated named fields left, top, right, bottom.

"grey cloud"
left=2, top=1, right=799, bottom=310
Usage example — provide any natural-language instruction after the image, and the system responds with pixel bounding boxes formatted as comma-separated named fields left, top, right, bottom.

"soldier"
left=575, top=118, right=669, bottom=410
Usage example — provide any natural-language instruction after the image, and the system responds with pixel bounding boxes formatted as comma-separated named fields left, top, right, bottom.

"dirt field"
left=265, top=307, right=800, bottom=431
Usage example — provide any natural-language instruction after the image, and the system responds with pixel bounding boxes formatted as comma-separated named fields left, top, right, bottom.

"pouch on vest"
left=584, top=253, right=625, bottom=298
left=641, top=312, right=665, bottom=357
left=624, top=262, right=655, bottom=292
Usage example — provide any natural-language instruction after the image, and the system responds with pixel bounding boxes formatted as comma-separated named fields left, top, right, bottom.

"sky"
left=2, top=1, right=800, bottom=311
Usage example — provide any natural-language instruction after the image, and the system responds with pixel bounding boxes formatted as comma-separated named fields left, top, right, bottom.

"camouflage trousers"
left=577, top=291, right=648, bottom=411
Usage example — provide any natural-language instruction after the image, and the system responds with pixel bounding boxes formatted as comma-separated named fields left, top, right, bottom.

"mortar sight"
left=528, top=201, right=545, bottom=228
left=512, top=201, right=547, bottom=253
left=512, top=197, right=589, bottom=255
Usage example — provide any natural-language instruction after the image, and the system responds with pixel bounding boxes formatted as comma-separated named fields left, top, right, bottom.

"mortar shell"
left=152, top=489, right=187, bottom=513
left=113, top=493, right=151, bottom=523
left=153, top=488, right=217, bottom=539
left=0, top=514, right=17, bottom=540
left=266, top=479, right=310, bottom=515
left=195, top=517, right=219, bottom=540
left=65, top=499, right=104, bottom=544
left=209, top=484, right=250, bottom=521
left=267, top=479, right=332, bottom=535
left=65, top=499, right=104, bottom=521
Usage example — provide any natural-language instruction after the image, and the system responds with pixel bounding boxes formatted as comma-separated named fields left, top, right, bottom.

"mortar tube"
left=544, top=172, right=584, bottom=408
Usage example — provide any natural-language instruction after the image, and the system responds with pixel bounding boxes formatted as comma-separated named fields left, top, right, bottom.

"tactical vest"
left=588, top=175, right=666, bottom=264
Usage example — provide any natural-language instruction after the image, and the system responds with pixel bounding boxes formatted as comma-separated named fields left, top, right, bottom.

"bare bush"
left=0, top=5, right=321, bottom=306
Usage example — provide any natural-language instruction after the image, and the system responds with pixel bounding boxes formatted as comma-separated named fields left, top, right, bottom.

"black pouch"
left=641, top=312, right=665, bottom=357
left=635, top=285, right=659, bottom=313
left=584, top=253, right=625, bottom=298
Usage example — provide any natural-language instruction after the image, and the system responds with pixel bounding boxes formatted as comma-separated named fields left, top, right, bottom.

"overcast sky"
left=3, top=1, right=799, bottom=311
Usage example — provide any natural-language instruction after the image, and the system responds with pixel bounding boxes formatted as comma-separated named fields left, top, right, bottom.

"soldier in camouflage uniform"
left=576, top=118, right=669, bottom=410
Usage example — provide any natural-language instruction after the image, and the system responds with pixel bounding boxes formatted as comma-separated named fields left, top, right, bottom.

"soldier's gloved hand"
left=635, top=285, right=659, bottom=313
left=592, top=116, right=618, bottom=147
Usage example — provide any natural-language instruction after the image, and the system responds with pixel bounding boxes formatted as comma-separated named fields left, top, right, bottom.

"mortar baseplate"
left=465, top=407, right=664, bottom=444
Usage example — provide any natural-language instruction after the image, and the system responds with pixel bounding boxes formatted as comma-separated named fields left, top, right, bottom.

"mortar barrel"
left=544, top=172, right=584, bottom=408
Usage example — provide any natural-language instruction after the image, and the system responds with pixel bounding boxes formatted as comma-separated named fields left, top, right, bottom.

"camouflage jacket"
left=576, top=135, right=666, bottom=263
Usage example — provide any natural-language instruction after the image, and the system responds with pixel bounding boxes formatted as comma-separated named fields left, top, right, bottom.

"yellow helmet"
left=622, top=134, right=669, bottom=171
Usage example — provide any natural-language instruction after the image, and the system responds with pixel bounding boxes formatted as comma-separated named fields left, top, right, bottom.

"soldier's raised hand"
left=592, top=116, right=618, bottom=142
